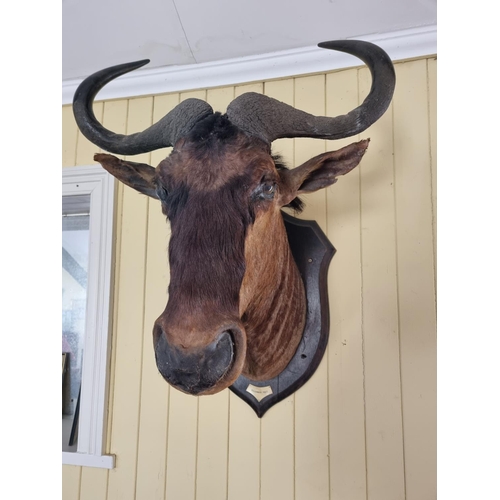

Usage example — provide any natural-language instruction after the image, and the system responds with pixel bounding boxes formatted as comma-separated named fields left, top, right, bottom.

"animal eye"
left=261, top=182, right=276, bottom=198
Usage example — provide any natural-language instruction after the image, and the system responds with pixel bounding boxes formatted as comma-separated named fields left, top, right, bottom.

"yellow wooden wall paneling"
left=134, top=94, right=179, bottom=500
left=62, top=57, right=437, bottom=500
left=226, top=81, right=264, bottom=500
left=293, top=74, right=330, bottom=500
left=207, top=86, right=235, bottom=113
left=259, top=78, right=295, bottom=500
left=393, top=59, right=437, bottom=500
left=101, top=98, right=128, bottom=458
left=165, top=390, right=199, bottom=500
left=106, top=97, right=153, bottom=500
left=325, top=68, right=367, bottom=500
left=181, top=89, right=207, bottom=102
left=62, top=105, right=78, bottom=167
left=358, top=66, right=405, bottom=500
left=80, top=468, right=108, bottom=500
left=62, top=465, right=81, bottom=500
left=227, top=398, right=261, bottom=500
left=196, top=389, right=230, bottom=500
left=428, top=57, right=437, bottom=289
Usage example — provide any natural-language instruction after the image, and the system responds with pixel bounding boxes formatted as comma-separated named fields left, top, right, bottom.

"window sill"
left=62, top=451, right=115, bottom=469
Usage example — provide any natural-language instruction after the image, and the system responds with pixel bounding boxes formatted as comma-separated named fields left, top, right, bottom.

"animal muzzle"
left=153, top=321, right=247, bottom=395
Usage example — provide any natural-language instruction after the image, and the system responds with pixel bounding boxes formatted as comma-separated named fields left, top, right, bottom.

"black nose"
left=154, top=331, right=234, bottom=395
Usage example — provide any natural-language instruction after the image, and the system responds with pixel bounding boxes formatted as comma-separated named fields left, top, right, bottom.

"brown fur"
left=94, top=113, right=369, bottom=395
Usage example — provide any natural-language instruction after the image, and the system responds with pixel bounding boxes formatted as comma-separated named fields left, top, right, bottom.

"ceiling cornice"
left=62, top=25, right=436, bottom=105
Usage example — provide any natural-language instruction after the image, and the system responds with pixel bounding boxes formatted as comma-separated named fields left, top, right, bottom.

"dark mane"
left=188, top=112, right=239, bottom=144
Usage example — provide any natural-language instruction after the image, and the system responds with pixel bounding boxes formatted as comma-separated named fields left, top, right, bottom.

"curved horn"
left=73, top=60, right=214, bottom=155
left=226, top=40, right=396, bottom=144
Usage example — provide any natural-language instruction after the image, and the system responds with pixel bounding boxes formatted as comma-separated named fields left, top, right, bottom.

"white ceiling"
left=62, top=0, right=436, bottom=82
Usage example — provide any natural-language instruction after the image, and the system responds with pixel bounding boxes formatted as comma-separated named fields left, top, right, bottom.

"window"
left=62, top=165, right=115, bottom=469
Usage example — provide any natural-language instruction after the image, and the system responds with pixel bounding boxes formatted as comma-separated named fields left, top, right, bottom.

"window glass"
left=62, top=194, right=90, bottom=451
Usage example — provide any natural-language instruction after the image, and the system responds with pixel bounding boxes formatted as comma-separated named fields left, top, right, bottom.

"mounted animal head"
left=73, top=40, right=395, bottom=396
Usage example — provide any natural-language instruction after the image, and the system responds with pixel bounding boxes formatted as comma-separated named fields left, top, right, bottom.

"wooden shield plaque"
left=230, top=211, right=335, bottom=417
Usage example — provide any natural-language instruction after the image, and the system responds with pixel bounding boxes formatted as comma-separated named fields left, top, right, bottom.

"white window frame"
left=62, top=165, right=115, bottom=469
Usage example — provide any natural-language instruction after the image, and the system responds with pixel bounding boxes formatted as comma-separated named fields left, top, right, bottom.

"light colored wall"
left=62, top=55, right=436, bottom=500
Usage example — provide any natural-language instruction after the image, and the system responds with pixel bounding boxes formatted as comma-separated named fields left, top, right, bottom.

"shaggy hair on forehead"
left=187, top=112, right=240, bottom=145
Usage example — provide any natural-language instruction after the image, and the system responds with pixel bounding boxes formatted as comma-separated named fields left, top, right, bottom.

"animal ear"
left=94, top=153, right=159, bottom=199
left=278, top=140, right=369, bottom=206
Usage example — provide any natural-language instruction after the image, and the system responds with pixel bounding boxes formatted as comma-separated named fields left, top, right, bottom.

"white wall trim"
left=62, top=25, right=436, bottom=105
left=62, top=451, right=115, bottom=469
left=62, top=165, right=116, bottom=469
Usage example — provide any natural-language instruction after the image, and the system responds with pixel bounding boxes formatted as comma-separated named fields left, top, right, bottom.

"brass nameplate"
left=246, top=384, right=273, bottom=402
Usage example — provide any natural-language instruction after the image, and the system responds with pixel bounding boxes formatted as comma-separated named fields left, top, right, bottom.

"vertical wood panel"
left=196, top=392, right=230, bottom=500
left=80, top=468, right=108, bottom=500
left=358, top=66, right=405, bottom=500
left=260, top=77, right=295, bottom=500
left=393, top=59, right=437, bottom=500
left=227, top=396, right=261, bottom=500
left=181, top=89, right=207, bottom=102
left=62, top=465, right=81, bottom=500
left=165, top=391, right=199, bottom=500
left=101, top=99, right=128, bottom=454
left=134, top=93, right=179, bottom=500
left=235, top=83, right=263, bottom=95
left=134, top=202, right=170, bottom=500
left=294, top=75, right=327, bottom=228
left=325, top=68, right=367, bottom=500
left=208, top=86, right=235, bottom=112
left=106, top=96, right=153, bottom=500
left=260, top=396, right=295, bottom=500
left=427, top=58, right=437, bottom=286
left=293, top=74, right=330, bottom=500
left=62, top=105, right=78, bottom=167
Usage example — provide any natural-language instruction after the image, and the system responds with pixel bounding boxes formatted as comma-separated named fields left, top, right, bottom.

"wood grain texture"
left=165, top=390, right=199, bottom=500
left=62, top=56, right=436, bottom=500
left=227, top=394, right=261, bottom=500
left=358, top=65, right=405, bottom=500
left=101, top=98, right=128, bottom=454
left=326, top=68, right=367, bottom=500
left=80, top=468, right=108, bottom=500
left=134, top=94, right=178, bottom=500
left=62, top=465, right=81, bottom=500
left=62, top=106, right=78, bottom=167
left=106, top=97, right=152, bottom=500
left=393, top=59, right=437, bottom=500
left=293, top=74, right=330, bottom=500
left=427, top=57, right=437, bottom=289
